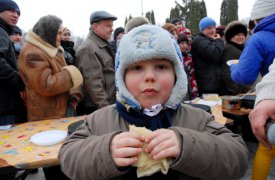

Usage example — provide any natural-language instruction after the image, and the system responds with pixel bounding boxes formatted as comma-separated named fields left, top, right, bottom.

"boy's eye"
left=157, top=64, right=168, bottom=69
left=128, top=65, right=141, bottom=71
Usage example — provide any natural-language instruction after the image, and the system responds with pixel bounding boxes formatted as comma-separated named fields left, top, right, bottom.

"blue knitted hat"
left=199, top=17, right=216, bottom=31
left=115, top=25, right=188, bottom=110
left=0, top=0, right=20, bottom=16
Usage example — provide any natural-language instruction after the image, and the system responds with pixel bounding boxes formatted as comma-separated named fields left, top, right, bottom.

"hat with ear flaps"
left=115, top=25, right=188, bottom=110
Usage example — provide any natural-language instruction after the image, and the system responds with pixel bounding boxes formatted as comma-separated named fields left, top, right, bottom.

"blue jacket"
left=230, top=13, right=275, bottom=85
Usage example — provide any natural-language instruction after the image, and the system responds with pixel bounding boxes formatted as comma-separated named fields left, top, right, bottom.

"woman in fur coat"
left=18, top=15, right=83, bottom=122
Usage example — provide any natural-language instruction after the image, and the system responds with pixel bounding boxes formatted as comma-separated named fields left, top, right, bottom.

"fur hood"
left=26, top=31, right=64, bottom=58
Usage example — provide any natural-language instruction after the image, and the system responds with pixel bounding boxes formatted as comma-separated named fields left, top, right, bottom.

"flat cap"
left=90, top=11, right=117, bottom=24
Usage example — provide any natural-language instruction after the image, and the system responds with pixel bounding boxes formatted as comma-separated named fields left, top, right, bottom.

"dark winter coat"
left=220, top=42, right=250, bottom=95
left=0, top=18, right=25, bottom=119
left=191, top=33, right=224, bottom=95
left=61, top=40, right=76, bottom=66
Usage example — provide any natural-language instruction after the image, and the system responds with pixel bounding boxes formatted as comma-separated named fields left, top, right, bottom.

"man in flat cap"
left=76, top=11, right=117, bottom=114
left=0, top=0, right=26, bottom=126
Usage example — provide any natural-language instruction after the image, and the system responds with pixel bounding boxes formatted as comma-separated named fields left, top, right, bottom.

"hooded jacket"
left=230, top=13, right=275, bottom=85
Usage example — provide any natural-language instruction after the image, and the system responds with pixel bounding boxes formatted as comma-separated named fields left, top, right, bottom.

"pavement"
left=241, top=140, right=275, bottom=180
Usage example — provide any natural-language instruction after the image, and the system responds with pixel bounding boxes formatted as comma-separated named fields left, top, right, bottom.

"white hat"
left=250, top=0, right=275, bottom=20
left=115, top=25, right=188, bottom=110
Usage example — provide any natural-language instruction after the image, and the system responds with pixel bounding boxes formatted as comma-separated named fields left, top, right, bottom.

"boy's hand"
left=144, top=129, right=180, bottom=160
left=111, top=132, right=144, bottom=167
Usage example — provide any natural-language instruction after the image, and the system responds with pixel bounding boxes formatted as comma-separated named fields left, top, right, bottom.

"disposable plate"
left=227, top=59, right=239, bottom=66
left=30, top=130, right=67, bottom=146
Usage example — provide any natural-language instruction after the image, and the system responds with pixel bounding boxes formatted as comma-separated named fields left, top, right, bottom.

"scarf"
left=182, top=50, right=199, bottom=99
left=228, top=41, right=244, bottom=51
left=116, top=101, right=176, bottom=131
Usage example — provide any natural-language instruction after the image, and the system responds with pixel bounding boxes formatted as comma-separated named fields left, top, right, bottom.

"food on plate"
left=202, top=93, right=219, bottom=101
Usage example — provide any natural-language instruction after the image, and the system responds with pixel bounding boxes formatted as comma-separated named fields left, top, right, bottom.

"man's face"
left=93, top=20, right=114, bottom=40
left=116, top=32, right=125, bottom=41
left=10, top=33, right=22, bottom=43
left=0, top=10, right=19, bottom=26
left=202, top=26, right=216, bottom=39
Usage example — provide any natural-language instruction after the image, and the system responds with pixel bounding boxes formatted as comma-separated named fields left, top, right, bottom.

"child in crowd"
left=162, top=23, right=178, bottom=40
left=177, top=33, right=199, bottom=99
left=59, top=25, right=248, bottom=180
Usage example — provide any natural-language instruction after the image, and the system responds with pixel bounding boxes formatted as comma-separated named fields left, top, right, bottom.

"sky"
left=14, top=0, right=255, bottom=38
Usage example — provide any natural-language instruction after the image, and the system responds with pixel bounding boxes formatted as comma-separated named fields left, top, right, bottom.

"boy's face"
left=125, top=59, right=175, bottom=109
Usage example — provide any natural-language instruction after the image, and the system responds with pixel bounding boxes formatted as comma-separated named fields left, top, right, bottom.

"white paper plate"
left=30, top=130, right=67, bottom=146
left=227, top=59, right=239, bottom=66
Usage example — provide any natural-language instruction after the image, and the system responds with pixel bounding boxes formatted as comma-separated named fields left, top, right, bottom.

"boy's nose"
left=144, top=70, right=156, bottom=82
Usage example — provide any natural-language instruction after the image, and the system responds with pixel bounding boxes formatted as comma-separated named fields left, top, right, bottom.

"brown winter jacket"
left=19, top=31, right=83, bottom=121
left=59, top=104, right=249, bottom=180
left=76, top=31, right=116, bottom=109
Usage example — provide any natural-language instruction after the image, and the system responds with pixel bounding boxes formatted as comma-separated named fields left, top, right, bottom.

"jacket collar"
left=89, top=31, right=109, bottom=48
left=0, top=17, right=13, bottom=35
left=26, top=31, right=64, bottom=58
left=254, top=13, right=275, bottom=33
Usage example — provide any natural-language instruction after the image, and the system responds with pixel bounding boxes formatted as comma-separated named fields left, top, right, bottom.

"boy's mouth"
left=143, top=88, right=158, bottom=94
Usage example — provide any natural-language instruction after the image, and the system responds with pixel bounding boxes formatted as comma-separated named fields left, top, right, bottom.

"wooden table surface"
left=0, top=116, right=85, bottom=171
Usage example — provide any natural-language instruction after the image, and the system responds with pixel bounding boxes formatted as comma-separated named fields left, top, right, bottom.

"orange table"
left=0, top=116, right=85, bottom=172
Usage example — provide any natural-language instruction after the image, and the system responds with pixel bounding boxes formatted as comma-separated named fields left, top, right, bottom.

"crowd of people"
left=0, top=0, right=275, bottom=179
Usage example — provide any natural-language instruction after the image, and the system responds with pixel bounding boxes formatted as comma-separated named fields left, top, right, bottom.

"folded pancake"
left=129, top=125, right=169, bottom=177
